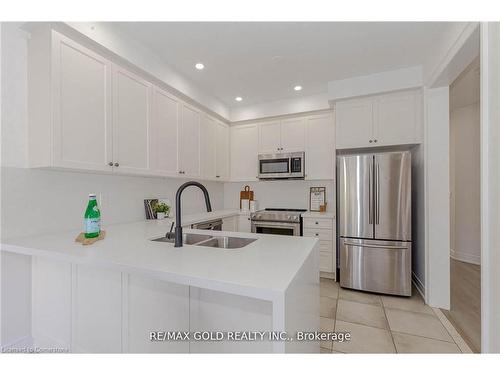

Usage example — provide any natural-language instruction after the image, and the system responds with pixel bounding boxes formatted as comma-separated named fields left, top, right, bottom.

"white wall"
left=411, top=145, right=426, bottom=294
left=449, top=102, right=480, bottom=264
left=224, top=180, right=334, bottom=213
left=424, top=86, right=450, bottom=309
left=480, top=21, right=500, bottom=354
left=230, top=93, right=330, bottom=123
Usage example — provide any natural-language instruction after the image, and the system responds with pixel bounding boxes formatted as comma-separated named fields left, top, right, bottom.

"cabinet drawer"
left=320, top=250, right=333, bottom=273
left=303, top=228, right=333, bottom=241
left=304, top=218, right=333, bottom=229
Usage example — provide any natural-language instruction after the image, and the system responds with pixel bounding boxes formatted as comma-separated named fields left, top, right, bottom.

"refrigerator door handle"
left=368, top=165, right=373, bottom=224
left=343, top=241, right=409, bottom=250
left=375, top=162, right=380, bottom=224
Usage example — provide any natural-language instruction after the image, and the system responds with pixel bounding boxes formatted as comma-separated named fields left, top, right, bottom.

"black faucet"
left=174, top=181, right=212, bottom=247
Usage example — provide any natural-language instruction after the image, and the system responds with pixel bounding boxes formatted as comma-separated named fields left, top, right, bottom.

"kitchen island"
left=1, top=219, right=320, bottom=353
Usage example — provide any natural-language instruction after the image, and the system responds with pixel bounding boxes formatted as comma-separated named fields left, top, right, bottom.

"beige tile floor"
left=319, top=278, right=466, bottom=353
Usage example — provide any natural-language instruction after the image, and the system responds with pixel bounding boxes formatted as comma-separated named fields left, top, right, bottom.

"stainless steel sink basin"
left=151, top=233, right=212, bottom=244
left=195, top=236, right=257, bottom=249
left=151, top=233, right=256, bottom=249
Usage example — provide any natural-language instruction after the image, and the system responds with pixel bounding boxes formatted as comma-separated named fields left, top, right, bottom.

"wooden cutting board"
left=240, top=185, right=254, bottom=209
left=75, top=230, right=106, bottom=245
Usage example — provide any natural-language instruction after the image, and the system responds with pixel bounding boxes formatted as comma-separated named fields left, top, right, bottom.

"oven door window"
left=260, top=159, right=289, bottom=174
left=256, top=226, right=295, bottom=236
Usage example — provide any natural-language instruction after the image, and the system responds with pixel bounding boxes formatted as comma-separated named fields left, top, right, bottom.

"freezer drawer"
left=340, top=238, right=411, bottom=296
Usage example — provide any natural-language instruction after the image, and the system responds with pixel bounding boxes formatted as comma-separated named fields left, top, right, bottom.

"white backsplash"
left=0, top=167, right=224, bottom=239
left=223, top=179, right=335, bottom=212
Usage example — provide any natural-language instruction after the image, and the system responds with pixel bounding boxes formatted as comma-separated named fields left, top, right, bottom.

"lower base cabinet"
left=221, top=213, right=252, bottom=233
left=31, top=257, right=276, bottom=353
left=302, top=216, right=336, bottom=279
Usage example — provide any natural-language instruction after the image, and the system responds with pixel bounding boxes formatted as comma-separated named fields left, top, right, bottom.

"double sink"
left=151, top=233, right=257, bottom=249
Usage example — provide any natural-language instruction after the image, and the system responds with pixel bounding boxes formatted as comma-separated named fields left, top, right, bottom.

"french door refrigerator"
left=337, top=151, right=412, bottom=296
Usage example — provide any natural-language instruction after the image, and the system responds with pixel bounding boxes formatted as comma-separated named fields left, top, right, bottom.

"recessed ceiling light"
left=195, top=63, right=205, bottom=70
left=235, top=96, right=243, bottom=102
left=294, top=85, right=302, bottom=91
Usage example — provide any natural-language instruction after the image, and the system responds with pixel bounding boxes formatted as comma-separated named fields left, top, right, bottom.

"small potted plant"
left=153, top=201, right=170, bottom=220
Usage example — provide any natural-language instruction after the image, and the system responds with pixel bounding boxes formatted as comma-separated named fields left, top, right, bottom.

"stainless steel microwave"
left=258, top=152, right=305, bottom=180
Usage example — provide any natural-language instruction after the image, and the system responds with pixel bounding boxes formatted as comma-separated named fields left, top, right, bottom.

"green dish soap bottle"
left=84, top=193, right=101, bottom=238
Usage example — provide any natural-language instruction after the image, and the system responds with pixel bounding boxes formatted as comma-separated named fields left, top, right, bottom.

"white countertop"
left=302, top=211, right=335, bottom=219
left=1, top=213, right=318, bottom=301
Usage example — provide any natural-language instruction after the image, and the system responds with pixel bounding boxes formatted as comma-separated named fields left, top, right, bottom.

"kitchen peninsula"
left=0, top=215, right=319, bottom=353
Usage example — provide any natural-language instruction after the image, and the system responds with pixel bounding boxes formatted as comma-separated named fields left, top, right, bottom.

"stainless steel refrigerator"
left=337, top=151, right=412, bottom=296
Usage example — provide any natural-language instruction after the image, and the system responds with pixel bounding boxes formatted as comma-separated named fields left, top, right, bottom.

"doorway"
left=445, top=57, right=481, bottom=352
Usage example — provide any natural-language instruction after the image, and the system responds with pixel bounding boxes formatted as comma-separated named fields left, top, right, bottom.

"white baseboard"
left=412, top=271, right=425, bottom=299
left=450, top=248, right=481, bottom=265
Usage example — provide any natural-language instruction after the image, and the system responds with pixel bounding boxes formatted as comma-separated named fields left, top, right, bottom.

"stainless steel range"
left=250, top=208, right=307, bottom=236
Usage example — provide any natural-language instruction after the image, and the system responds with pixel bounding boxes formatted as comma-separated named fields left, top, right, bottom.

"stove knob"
left=287, top=215, right=292, bottom=220
left=292, top=216, right=298, bottom=220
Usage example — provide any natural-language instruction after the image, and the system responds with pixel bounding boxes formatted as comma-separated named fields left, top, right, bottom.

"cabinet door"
left=280, top=118, right=306, bottom=152
left=258, top=121, right=281, bottom=153
left=305, top=114, right=335, bottom=180
left=179, top=104, right=201, bottom=177
left=200, top=115, right=217, bottom=179
left=238, top=214, right=252, bottom=233
left=335, top=98, right=373, bottom=149
left=215, top=122, right=230, bottom=181
left=112, top=65, right=151, bottom=174
left=374, top=91, right=420, bottom=146
left=150, top=87, right=179, bottom=176
left=230, top=124, right=258, bottom=181
left=127, top=275, right=189, bottom=353
left=52, top=33, right=112, bottom=171
left=73, top=265, right=122, bottom=353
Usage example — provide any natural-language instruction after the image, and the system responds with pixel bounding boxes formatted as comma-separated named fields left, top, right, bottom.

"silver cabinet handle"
left=114, top=162, right=119, bottom=167
left=344, top=241, right=408, bottom=250
left=108, top=162, right=113, bottom=166
left=376, top=163, right=380, bottom=224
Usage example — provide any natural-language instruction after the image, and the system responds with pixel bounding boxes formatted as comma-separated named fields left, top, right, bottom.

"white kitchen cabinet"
left=200, top=115, right=217, bottom=179
left=230, top=124, right=259, bottom=181
left=179, top=104, right=201, bottom=177
left=305, top=114, right=335, bottom=180
left=29, top=30, right=113, bottom=171
left=238, top=213, right=252, bottom=232
left=73, top=264, right=122, bottom=353
left=335, top=90, right=422, bottom=149
left=258, top=119, right=305, bottom=154
left=222, top=216, right=238, bottom=232
left=150, top=87, right=179, bottom=176
left=303, top=216, right=336, bottom=278
left=127, top=274, right=189, bottom=353
left=112, top=65, right=152, bottom=174
left=258, top=121, right=281, bottom=153
left=280, top=118, right=306, bottom=152
left=335, top=98, right=373, bottom=149
left=374, top=90, right=421, bottom=146
left=215, top=122, right=230, bottom=181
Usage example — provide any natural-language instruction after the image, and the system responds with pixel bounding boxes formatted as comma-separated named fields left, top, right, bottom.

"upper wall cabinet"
left=305, top=114, right=335, bottom=180
left=230, top=124, right=259, bottom=181
left=179, top=104, right=201, bottom=178
left=112, top=66, right=152, bottom=175
left=29, top=30, right=114, bottom=171
left=200, top=114, right=217, bottom=180
left=335, top=90, right=422, bottom=149
left=215, top=122, right=230, bottom=181
left=258, top=119, right=305, bottom=153
left=150, top=87, right=179, bottom=177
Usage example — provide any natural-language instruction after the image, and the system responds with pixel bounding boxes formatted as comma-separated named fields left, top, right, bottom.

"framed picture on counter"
left=309, top=187, right=326, bottom=212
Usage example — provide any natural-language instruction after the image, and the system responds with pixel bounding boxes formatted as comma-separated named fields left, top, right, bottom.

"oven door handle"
left=252, top=221, right=298, bottom=229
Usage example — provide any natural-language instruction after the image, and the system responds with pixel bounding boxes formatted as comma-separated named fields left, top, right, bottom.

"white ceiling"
left=111, top=22, right=463, bottom=108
